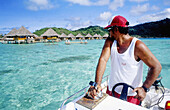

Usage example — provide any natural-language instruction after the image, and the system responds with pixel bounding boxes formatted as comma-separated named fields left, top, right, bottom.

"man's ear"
left=115, top=27, right=118, bottom=32
left=113, top=27, right=118, bottom=32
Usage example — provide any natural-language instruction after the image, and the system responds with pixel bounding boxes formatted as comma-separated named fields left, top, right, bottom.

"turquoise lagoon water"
left=0, top=39, right=170, bottom=110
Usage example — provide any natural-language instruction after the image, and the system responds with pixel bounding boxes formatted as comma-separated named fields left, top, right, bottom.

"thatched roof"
left=41, top=28, right=59, bottom=37
left=59, top=33, right=67, bottom=38
left=76, top=33, right=84, bottom=38
left=103, top=34, right=109, bottom=38
left=17, top=26, right=34, bottom=36
left=4, top=28, right=18, bottom=37
left=85, top=33, right=92, bottom=38
left=67, top=33, right=75, bottom=38
left=93, top=34, right=101, bottom=37
left=98, top=34, right=102, bottom=38
left=4, top=26, right=36, bottom=38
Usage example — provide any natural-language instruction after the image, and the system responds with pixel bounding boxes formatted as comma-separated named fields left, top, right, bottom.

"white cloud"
left=98, top=12, right=112, bottom=21
left=66, top=0, right=91, bottom=6
left=130, top=4, right=160, bottom=16
left=26, top=0, right=54, bottom=11
left=129, top=0, right=148, bottom=2
left=66, top=20, right=92, bottom=30
left=109, top=0, right=124, bottom=11
left=65, top=17, right=92, bottom=30
left=130, top=3, right=149, bottom=15
left=93, top=0, right=110, bottom=6
left=66, top=0, right=110, bottom=6
left=138, top=8, right=170, bottom=24
left=29, top=0, right=48, bottom=5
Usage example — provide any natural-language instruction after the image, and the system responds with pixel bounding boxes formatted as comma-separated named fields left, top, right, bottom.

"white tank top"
left=108, top=37, right=143, bottom=96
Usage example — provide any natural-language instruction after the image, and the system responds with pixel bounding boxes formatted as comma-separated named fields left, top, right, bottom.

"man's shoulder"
left=135, top=39, right=146, bottom=49
left=135, top=39, right=149, bottom=53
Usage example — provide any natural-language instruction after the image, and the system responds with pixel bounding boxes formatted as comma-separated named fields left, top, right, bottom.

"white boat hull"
left=59, top=77, right=170, bottom=110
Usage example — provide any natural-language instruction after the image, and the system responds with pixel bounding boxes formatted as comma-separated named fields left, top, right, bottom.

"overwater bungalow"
left=3, top=26, right=36, bottom=44
left=103, top=33, right=109, bottom=39
left=93, top=34, right=101, bottom=39
left=59, top=33, right=67, bottom=40
left=98, top=34, right=103, bottom=39
left=3, top=28, right=18, bottom=44
left=85, top=33, right=93, bottom=40
left=67, top=33, right=76, bottom=40
left=16, top=26, right=36, bottom=43
left=76, top=33, right=85, bottom=40
left=41, top=28, right=60, bottom=42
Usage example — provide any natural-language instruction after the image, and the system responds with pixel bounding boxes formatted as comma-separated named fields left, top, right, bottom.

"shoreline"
left=0, top=37, right=170, bottom=44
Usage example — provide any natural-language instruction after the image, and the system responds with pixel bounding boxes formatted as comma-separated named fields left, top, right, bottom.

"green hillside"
left=73, top=26, right=108, bottom=36
left=33, top=18, right=170, bottom=38
left=33, top=26, right=108, bottom=37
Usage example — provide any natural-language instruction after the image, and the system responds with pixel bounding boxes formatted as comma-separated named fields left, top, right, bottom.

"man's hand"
left=87, top=85, right=102, bottom=99
left=133, top=87, right=146, bottom=101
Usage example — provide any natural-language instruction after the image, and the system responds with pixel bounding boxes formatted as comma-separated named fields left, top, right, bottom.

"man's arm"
left=95, top=38, right=113, bottom=86
left=133, top=40, right=162, bottom=101
left=88, top=38, right=113, bottom=98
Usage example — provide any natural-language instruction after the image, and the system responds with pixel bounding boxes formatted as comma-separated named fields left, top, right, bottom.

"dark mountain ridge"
left=129, top=18, right=170, bottom=37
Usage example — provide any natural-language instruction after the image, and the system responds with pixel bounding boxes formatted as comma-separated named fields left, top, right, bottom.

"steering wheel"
left=112, top=83, right=135, bottom=101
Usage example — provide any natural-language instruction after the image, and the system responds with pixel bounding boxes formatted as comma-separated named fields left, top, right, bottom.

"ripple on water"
left=161, top=63, right=170, bottom=69
left=48, top=55, right=91, bottom=63
left=40, top=62, right=49, bottom=66
left=0, top=69, right=19, bottom=75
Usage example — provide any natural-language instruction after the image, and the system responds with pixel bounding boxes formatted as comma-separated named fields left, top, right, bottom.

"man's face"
left=108, top=26, right=120, bottom=40
left=108, top=29, right=115, bottom=39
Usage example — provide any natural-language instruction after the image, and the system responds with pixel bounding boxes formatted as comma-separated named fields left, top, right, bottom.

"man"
left=89, top=15, right=162, bottom=105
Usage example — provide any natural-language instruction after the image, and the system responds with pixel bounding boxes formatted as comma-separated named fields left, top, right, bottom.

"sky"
left=0, top=0, right=170, bottom=35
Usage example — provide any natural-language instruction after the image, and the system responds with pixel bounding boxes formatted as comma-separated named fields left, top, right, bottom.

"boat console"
left=75, top=93, right=148, bottom=110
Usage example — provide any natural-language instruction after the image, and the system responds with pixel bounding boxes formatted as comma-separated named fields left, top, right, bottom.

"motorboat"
left=59, top=75, right=170, bottom=110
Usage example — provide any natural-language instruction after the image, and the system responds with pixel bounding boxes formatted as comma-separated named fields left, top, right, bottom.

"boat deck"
left=59, top=76, right=170, bottom=110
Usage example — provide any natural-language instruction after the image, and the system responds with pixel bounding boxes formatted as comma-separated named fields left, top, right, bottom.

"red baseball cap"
left=104, top=15, right=129, bottom=29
